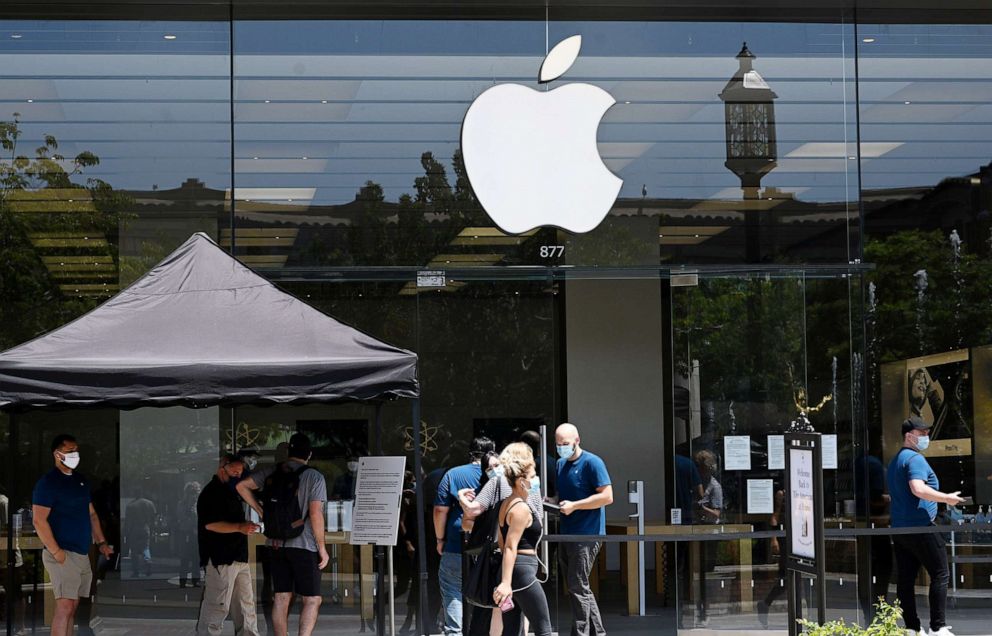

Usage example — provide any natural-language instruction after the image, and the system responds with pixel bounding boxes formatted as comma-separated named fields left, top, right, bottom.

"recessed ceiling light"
left=264, top=100, right=271, bottom=103
left=624, top=101, right=631, bottom=104
left=302, top=156, right=308, bottom=160
left=11, top=34, right=22, bottom=39
left=862, top=37, right=875, bottom=43
left=287, top=198, right=293, bottom=202
left=848, top=155, right=857, bottom=160
left=253, top=156, right=259, bottom=160
left=321, top=100, right=328, bottom=104
left=163, top=34, right=177, bottom=40
left=26, top=99, right=33, bottom=103
left=904, top=101, right=912, bottom=105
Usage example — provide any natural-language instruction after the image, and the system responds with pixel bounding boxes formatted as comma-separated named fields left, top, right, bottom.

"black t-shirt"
left=197, top=476, right=247, bottom=567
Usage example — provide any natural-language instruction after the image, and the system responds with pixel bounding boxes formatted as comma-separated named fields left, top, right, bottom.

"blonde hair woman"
left=493, top=443, right=551, bottom=636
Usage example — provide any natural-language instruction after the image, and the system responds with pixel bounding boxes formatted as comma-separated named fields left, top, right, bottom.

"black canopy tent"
left=0, top=232, right=430, bottom=634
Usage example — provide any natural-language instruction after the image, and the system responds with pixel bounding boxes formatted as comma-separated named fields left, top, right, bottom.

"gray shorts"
left=42, top=549, right=92, bottom=600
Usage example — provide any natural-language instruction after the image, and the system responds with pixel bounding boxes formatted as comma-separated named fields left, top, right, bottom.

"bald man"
left=555, top=423, right=613, bottom=636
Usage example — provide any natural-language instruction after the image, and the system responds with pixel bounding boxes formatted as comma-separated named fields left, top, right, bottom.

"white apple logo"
left=461, top=35, right=622, bottom=235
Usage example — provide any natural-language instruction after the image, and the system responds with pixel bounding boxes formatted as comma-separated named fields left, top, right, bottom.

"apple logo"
left=461, top=35, right=623, bottom=235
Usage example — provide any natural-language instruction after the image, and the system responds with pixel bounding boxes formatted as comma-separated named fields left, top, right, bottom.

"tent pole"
left=5, top=413, right=15, bottom=636
left=374, top=402, right=386, bottom=635
left=375, top=402, right=383, bottom=455
left=412, top=399, right=428, bottom=636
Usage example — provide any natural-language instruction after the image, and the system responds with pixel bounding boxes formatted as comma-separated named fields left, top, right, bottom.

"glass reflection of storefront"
left=1, top=3, right=991, bottom=636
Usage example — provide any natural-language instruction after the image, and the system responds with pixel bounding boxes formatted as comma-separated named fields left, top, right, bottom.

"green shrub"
left=797, top=599, right=903, bottom=636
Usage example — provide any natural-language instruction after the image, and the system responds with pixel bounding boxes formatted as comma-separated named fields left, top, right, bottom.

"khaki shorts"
left=42, top=549, right=92, bottom=600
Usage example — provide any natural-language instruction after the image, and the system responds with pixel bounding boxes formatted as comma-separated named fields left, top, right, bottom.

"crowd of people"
left=16, top=413, right=968, bottom=636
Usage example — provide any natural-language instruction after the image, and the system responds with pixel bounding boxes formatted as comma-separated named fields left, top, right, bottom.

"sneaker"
left=930, top=628, right=955, bottom=636
left=905, top=630, right=925, bottom=636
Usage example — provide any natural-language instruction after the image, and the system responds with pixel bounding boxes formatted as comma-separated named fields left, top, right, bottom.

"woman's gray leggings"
left=501, top=554, right=552, bottom=636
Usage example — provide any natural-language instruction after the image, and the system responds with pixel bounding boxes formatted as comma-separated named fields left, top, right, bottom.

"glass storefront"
left=1, top=3, right=991, bottom=635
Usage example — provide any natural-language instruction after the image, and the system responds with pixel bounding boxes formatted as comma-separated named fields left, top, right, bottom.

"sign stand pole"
left=376, top=545, right=386, bottom=636
left=388, top=544, right=396, bottom=636
left=784, top=433, right=827, bottom=636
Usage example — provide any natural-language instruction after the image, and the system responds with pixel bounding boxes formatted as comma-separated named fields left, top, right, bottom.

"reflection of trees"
left=866, top=229, right=992, bottom=361
left=0, top=115, right=133, bottom=348
left=340, top=150, right=491, bottom=267
left=673, top=277, right=805, bottom=421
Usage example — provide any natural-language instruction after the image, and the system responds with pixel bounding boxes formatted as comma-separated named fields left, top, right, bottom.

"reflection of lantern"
left=719, top=42, right=778, bottom=199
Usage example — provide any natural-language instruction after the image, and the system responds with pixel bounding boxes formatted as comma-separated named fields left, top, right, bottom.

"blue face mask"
left=916, top=435, right=930, bottom=451
left=486, top=466, right=503, bottom=480
left=557, top=444, right=575, bottom=460
left=528, top=476, right=541, bottom=497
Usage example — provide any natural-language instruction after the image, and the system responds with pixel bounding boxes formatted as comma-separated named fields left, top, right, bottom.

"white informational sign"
left=671, top=508, right=682, bottom=525
left=822, top=434, right=838, bottom=470
left=768, top=435, right=785, bottom=470
left=724, top=436, right=752, bottom=471
left=747, top=479, right=775, bottom=514
left=416, top=270, right=446, bottom=288
left=350, top=456, right=407, bottom=546
left=789, top=447, right=816, bottom=560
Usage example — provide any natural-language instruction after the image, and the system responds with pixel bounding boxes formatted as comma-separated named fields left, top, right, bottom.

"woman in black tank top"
left=493, top=443, right=552, bottom=636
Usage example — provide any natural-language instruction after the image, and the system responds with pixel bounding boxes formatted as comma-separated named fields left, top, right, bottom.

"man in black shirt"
left=196, top=454, right=260, bottom=636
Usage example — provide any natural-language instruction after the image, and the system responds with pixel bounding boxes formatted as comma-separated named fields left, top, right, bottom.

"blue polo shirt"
left=888, top=448, right=939, bottom=528
left=557, top=450, right=611, bottom=535
left=435, top=462, right=483, bottom=554
left=32, top=469, right=92, bottom=555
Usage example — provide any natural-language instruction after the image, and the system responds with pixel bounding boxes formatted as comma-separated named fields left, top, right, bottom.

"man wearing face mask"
left=888, top=416, right=965, bottom=636
left=196, top=454, right=260, bottom=636
left=555, top=423, right=613, bottom=636
left=331, top=456, right=360, bottom=500
left=32, top=434, right=114, bottom=636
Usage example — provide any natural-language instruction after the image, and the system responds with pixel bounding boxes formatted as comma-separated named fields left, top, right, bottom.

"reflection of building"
left=5, top=7, right=992, bottom=633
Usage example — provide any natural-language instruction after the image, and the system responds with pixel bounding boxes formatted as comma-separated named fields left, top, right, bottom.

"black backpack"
left=261, top=463, right=312, bottom=540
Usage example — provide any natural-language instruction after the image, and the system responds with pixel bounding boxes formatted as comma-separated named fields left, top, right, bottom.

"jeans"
left=559, top=542, right=605, bottom=636
left=893, top=531, right=948, bottom=632
left=501, top=554, right=552, bottom=636
left=439, top=552, right=463, bottom=636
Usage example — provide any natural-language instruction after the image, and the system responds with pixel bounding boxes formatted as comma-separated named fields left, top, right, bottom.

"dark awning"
left=0, top=233, right=419, bottom=411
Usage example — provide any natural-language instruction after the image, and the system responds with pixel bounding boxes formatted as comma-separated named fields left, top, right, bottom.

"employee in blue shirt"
left=32, top=434, right=114, bottom=636
left=887, top=416, right=964, bottom=636
left=555, top=423, right=613, bottom=636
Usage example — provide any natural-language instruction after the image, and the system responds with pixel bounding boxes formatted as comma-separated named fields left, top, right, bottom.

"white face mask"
left=347, top=461, right=359, bottom=473
left=60, top=451, right=81, bottom=470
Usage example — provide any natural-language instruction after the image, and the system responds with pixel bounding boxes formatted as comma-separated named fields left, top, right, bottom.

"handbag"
left=463, top=479, right=506, bottom=608
left=463, top=543, right=502, bottom=608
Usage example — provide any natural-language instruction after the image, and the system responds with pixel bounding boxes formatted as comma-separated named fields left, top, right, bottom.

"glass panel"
left=0, top=14, right=232, bottom=634
left=416, top=276, right=557, bottom=635
left=672, top=273, right=806, bottom=630
left=0, top=18, right=231, bottom=353
left=860, top=16, right=992, bottom=634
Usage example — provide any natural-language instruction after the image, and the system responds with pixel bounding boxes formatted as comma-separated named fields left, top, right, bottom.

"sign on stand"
left=350, top=456, right=406, bottom=546
left=784, top=433, right=826, bottom=636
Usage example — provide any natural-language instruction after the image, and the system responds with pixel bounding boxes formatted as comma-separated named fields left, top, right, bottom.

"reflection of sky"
left=0, top=19, right=989, bottom=205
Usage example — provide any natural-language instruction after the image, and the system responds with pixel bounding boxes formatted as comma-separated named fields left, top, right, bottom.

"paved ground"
left=4, top=562, right=992, bottom=634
